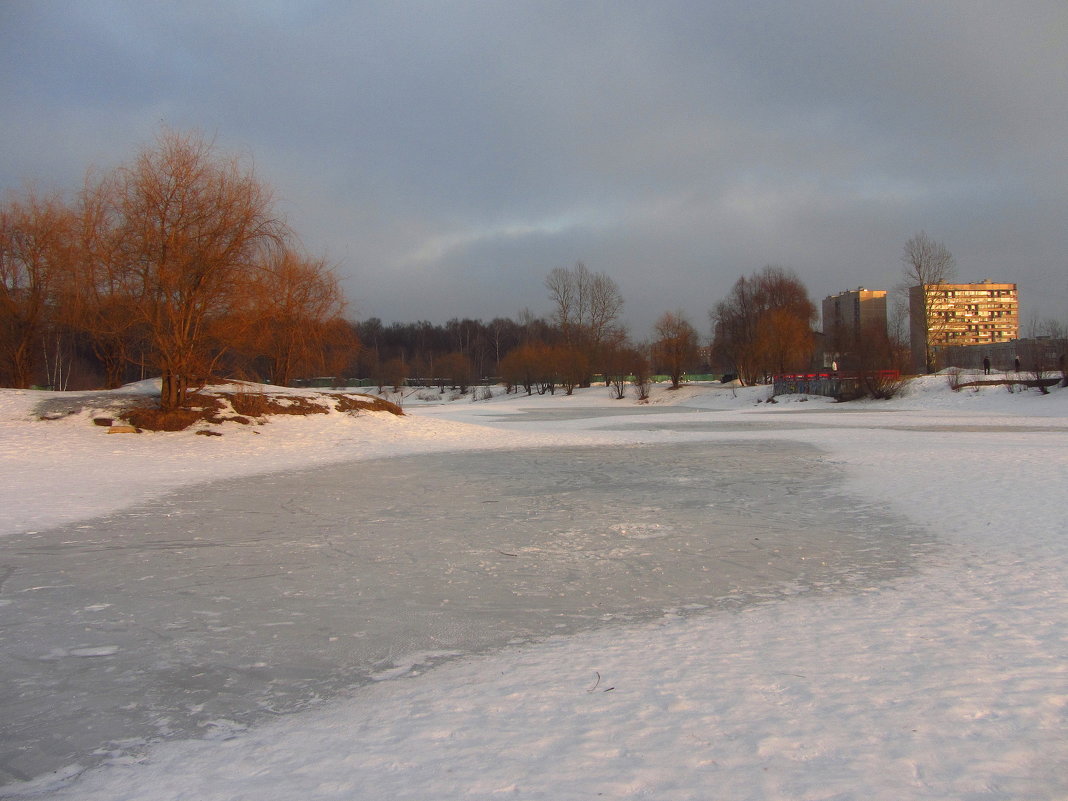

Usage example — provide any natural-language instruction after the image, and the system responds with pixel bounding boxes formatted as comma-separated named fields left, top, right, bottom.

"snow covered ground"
left=1, top=375, right=1066, bottom=800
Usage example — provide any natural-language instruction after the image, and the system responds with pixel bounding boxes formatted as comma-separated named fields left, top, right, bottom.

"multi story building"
left=909, top=280, right=1018, bottom=372
left=822, top=288, right=888, bottom=344
left=822, top=288, right=888, bottom=368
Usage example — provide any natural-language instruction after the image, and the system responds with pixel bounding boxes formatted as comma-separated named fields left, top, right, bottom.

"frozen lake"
left=0, top=439, right=931, bottom=784
left=472, top=403, right=1066, bottom=433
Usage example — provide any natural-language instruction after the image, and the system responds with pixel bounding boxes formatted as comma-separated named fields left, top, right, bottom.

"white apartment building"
left=909, top=280, right=1018, bottom=372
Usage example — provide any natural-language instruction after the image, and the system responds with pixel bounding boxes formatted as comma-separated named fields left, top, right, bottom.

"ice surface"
left=0, top=440, right=928, bottom=783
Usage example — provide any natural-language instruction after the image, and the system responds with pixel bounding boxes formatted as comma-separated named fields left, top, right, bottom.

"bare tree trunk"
left=901, top=232, right=956, bottom=374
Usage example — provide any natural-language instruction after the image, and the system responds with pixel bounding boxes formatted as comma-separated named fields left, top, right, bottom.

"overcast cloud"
left=3, top=1, right=1066, bottom=338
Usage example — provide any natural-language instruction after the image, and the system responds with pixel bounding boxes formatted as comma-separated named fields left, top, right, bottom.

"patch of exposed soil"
left=34, top=387, right=403, bottom=431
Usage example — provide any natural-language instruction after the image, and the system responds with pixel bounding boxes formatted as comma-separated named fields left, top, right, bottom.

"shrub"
left=860, top=371, right=907, bottom=400
left=333, top=394, right=403, bottom=415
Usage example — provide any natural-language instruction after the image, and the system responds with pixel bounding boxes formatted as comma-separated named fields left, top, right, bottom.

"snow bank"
left=1, top=377, right=1066, bottom=800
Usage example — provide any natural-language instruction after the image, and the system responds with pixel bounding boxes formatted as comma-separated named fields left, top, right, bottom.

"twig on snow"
left=587, top=671, right=615, bottom=692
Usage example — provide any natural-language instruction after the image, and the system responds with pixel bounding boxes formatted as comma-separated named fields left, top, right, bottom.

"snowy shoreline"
left=1, top=378, right=1066, bottom=800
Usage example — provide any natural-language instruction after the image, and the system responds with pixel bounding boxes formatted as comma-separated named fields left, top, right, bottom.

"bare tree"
left=710, top=274, right=760, bottom=384
left=1, top=129, right=365, bottom=395
left=545, top=262, right=624, bottom=382
left=755, top=307, right=814, bottom=376
left=500, top=342, right=540, bottom=395
left=532, top=344, right=558, bottom=395
left=486, top=316, right=520, bottom=375
left=112, top=129, right=288, bottom=409
left=847, top=320, right=901, bottom=398
left=586, top=268, right=625, bottom=350
left=0, top=188, right=73, bottom=387
left=436, top=351, right=475, bottom=392
left=58, top=172, right=144, bottom=388
left=602, top=340, right=640, bottom=400
left=653, top=310, right=699, bottom=389
left=515, top=306, right=552, bottom=345
left=238, top=246, right=352, bottom=386
left=1046, top=319, right=1068, bottom=386
left=1019, top=317, right=1066, bottom=394
left=552, top=345, right=588, bottom=396
left=886, top=296, right=913, bottom=373
left=631, top=346, right=652, bottom=400
left=901, top=231, right=956, bottom=374
left=710, top=266, right=816, bottom=385
left=545, top=266, right=577, bottom=342
left=376, top=356, right=407, bottom=394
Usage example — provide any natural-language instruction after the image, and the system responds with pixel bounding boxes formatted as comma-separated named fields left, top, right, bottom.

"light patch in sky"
left=403, top=209, right=611, bottom=268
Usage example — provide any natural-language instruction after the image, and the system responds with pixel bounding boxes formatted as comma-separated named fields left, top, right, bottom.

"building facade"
left=909, top=281, right=1018, bottom=372
left=822, top=288, right=888, bottom=343
left=822, top=288, right=888, bottom=368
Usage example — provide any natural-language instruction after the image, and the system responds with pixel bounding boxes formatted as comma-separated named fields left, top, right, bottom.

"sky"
left=3, top=1, right=1067, bottom=340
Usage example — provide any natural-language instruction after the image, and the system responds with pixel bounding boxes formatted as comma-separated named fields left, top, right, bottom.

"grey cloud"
left=2, top=0, right=1066, bottom=339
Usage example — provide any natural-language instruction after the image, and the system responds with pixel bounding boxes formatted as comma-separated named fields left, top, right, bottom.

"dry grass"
left=333, top=394, right=403, bottom=414
left=124, top=406, right=206, bottom=432
left=113, top=388, right=403, bottom=432
left=224, top=392, right=330, bottom=417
